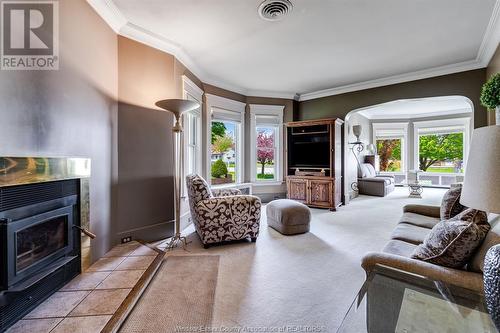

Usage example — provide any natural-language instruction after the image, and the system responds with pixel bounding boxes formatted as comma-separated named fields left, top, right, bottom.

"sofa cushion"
left=391, top=223, right=431, bottom=245
left=399, top=212, right=440, bottom=229
left=440, top=186, right=466, bottom=220
left=383, top=240, right=418, bottom=257
left=359, top=163, right=376, bottom=178
left=469, top=214, right=500, bottom=272
left=411, top=209, right=490, bottom=268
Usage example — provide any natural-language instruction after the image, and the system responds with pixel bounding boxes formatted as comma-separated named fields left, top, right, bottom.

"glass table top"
left=337, top=266, right=497, bottom=333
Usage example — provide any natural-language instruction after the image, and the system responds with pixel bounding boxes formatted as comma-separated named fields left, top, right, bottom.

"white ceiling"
left=356, top=96, right=473, bottom=120
left=90, top=0, right=500, bottom=100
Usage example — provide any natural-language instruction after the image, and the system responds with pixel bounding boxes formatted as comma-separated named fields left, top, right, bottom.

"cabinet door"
left=308, top=180, right=333, bottom=208
left=287, top=179, right=308, bottom=203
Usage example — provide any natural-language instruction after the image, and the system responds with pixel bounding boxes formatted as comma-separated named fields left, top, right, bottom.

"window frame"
left=413, top=117, right=471, bottom=175
left=372, top=122, right=409, bottom=175
left=205, top=94, right=246, bottom=185
left=249, top=104, right=284, bottom=185
left=181, top=75, right=203, bottom=196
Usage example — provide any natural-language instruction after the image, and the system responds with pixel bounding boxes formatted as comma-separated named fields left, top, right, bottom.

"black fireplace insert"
left=0, top=179, right=81, bottom=331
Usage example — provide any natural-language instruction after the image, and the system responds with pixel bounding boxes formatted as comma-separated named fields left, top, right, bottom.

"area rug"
left=119, top=255, right=220, bottom=333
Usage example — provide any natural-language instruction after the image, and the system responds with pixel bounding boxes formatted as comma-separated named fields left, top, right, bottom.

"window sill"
left=251, top=181, right=284, bottom=187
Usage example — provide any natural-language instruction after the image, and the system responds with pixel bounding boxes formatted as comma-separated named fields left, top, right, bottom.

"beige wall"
left=487, top=45, right=500, bottom=125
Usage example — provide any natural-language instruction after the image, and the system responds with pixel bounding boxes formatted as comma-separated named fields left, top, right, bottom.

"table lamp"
left=460, top=125, right=500, bottom=329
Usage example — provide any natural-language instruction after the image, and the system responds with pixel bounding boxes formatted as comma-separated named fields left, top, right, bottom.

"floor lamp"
left=155, top=99, right=200, bottom=250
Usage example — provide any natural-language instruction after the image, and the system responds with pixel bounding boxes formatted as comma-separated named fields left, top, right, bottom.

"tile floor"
left=7, top=241, right=162, bottom=333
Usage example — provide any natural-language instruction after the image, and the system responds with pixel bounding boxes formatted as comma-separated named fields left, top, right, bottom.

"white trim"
left=413, top=117, right=471, bottom=172
left=372, top=122, right=409, bottom=173
left=182, top=75, right=203, bottom=102
left=249, top=105, right=285, bottom=184
left=86, top=0, right=127, bottom=33
left=89, top=0, right=500, bottom=102
left=205, top=94, right=246, bottom=185
left=205, top=94, right=246, bottom=112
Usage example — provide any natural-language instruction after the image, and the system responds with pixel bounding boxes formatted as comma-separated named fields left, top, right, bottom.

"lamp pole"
left=155, top=99, right=200, bottom=250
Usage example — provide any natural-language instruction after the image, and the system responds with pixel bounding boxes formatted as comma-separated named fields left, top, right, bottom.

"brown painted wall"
left=298, top=69, right=488, bottom=128
left=116, top=36, right=177, bottom=242
left=487, top=45, right=500, bottom=125
left=0, top=0, right=118, bottom=259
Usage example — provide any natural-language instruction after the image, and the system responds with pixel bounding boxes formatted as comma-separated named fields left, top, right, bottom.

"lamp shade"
left=352, top=125, right=362, bottom=138
left=366, top=143, right=377, bottom=155
left=155, top=99, right=199, bottom=119
left=460, top=125, right=500, bottom=213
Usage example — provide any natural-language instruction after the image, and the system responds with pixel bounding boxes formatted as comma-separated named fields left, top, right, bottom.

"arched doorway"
left=343, top=96, right=474, bottom=204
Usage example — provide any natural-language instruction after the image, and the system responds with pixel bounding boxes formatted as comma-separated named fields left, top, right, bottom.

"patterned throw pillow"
left=440, top=186, right=467, bottom=220
left=411, top=209, right=490, bottom=268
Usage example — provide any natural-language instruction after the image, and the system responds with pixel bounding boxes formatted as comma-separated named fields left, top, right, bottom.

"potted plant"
left=481, top=73, right=500, bottom=125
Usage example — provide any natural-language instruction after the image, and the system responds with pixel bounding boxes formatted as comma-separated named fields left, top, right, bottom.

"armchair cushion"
left=195, top=195, right=261, bottom=244
left=212, top=188, right=242, bottom=197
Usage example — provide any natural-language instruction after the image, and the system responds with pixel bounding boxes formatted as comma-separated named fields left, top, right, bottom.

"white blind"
left=212, top=107, right=242, bottom=122
left=375, top=128, right=405, bottom=139
left=255, top=114, right=280, bottom=126
left=418, top=125, right=464, bottom=135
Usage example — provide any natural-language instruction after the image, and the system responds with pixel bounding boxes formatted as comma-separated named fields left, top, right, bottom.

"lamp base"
left=165, top=234, right=191, bottom=251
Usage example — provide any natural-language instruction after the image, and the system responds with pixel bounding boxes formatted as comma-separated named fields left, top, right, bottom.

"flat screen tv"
left=290, top=141, right=330, bottom=168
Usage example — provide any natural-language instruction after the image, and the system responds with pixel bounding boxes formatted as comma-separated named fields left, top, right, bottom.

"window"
left=182, top=75, right=203, bottom=193
left=249, top=105, right=284, bottom=183
left=413, top=118, right=470, bottom=186
left=205, top=94, right=246, bottom=185
left=372, top=123, right=408, bottom=180
left=211, top=119, right=240, bottom=184
left=185, top=109, right=201, bottom=176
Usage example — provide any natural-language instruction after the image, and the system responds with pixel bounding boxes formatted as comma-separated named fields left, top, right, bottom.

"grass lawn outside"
left=426, top=167, right=458, bottom=173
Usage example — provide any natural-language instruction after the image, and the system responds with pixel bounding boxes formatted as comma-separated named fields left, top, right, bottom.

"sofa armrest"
left=361, top=252, right=483, bottom=293
left=403, top=204, right=441, bottom=218
left=211, top=188, right=242, bottom=197
left=376, top=175, right=395, bottom=179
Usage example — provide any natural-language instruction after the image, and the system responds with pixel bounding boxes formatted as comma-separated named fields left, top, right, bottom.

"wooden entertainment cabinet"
left=285, top=118, right=343, bottom=210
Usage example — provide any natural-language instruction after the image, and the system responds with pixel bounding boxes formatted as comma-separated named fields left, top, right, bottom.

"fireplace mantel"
left=0, top=157, right=92, bottom=270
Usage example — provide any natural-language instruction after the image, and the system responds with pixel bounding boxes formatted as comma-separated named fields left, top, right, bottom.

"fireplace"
left=0, top=179, right=82, bottom=330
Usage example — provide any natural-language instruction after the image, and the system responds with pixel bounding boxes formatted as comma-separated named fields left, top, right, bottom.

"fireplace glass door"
left=6, top=205, right=74, bottom=287
left=16, top=215, right=68, bottom=272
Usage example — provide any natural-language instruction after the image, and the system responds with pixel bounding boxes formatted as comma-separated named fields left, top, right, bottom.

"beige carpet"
left=152, top=187, right=446, bottom=332
left=119, top=255, right=219, bottom=333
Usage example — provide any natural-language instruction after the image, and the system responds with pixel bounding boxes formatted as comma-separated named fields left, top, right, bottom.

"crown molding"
left=298, top=60, right=484, bottom=101
left=88, top=0, right=500, bottom=103
left=86, top=0, right=127, bottom=33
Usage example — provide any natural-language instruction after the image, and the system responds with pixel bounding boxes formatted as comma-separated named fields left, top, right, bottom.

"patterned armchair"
left=186, top=174, right=261, bottom=248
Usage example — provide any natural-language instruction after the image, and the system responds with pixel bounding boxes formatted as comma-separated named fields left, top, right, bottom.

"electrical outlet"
left=121, top=236, right=132, bottom=243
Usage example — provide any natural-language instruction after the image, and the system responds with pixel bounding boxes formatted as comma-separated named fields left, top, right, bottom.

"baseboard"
left=255, top=192, right=286, bottom=203
left=117, top=220, right=174, bottom=243
left=180, top=211, right=192, bottom=231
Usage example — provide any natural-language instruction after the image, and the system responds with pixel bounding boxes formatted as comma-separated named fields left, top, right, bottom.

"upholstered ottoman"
left=266, top=199, right=311, bottom=235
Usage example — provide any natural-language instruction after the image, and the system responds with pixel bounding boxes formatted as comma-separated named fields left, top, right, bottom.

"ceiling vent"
left=258, top=0, right=293, bottom=21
